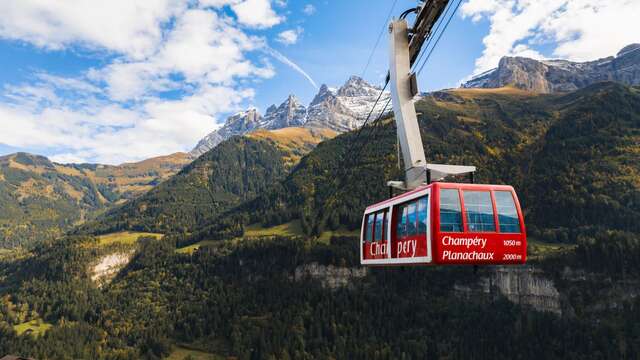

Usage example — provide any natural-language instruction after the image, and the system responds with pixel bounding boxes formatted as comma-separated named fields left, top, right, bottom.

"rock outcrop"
left=190, top=108, right=262, bottom=157
left=90, top=251, right=134, bottom=287
left=455, top=265, right=562, bottom=315
left=262, top=94, right=306, bottom=129
left=463, top=43, right=640, bottom=93
left=305, top=76, right=390, bottom=132
left=294, top=262, right=367, bottom=290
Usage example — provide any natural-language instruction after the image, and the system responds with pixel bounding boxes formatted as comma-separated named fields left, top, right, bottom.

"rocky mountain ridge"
left=463, top=43, right=640, bottom=93
left=190, top=76, right=389, bottom=157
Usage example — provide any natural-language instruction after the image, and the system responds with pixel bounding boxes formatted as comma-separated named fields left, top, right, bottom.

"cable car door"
left=389, top=189, right=432, bottom=265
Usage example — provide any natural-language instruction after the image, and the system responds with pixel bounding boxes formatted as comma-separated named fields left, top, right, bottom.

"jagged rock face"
left=463, top=43, right=640, bottom=93
left=293, top=262, right=367, bottom=290
left=305, top=76, right=390, bottom=132
left=305, top=85, right=357, bottom=131
left=310, top=84, right=336, bottom=106
left=190, top=108, right=262, bottom=157
left=191, top=76, right=390, bottom=156
left=454, top=265, right=562, bottom=315
left=91, top=251, right=134, bottom=288
left=337, top=75, right=381, bottom=97
left=262, top=95, right=306, bottom=129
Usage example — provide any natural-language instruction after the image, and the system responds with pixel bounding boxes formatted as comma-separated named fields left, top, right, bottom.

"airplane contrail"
left=264, top=46, right=318, bottom=89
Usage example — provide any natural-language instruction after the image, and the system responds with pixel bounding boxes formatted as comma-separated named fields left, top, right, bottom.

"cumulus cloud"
left=0, top=0, right=287, bottom=164
left=461, top=0, right=640, bottom=75
left=0, top=78, right=254, bottom=164
left=233, top=0, right=284, bottom=28
left=93, top=9, right=270, bottom=101
left=276, top=28, right=303, bottom=45
left=0, top=0, right=184, bottom=60
left=200, top=0, right=283, bottom=28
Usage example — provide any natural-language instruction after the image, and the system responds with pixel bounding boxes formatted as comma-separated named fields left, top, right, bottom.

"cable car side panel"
left=361, top=187, right=432, bottom=266
left=432, top=183, right=527, bottom=265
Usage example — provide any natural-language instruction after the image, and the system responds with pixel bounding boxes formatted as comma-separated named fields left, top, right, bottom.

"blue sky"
left=0, top=0, right=638, bottom=164
left=247, top=0, right=488, bottom=108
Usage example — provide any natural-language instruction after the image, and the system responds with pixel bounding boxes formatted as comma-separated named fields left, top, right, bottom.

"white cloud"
left=0, top=0, right=288, bottom=164
left=461, top=0, right=640, bottom=75
left=0, top=0, right=184, bottom=60
left=303, top=4, right=316, bottom=15
left=0, top=81, right=253, bottom=164
left=276, top=28, right=303, bottom=45
left=199, top=0, right=283, bottom=28
left=95, top=9, right=271, bottom=101
left=232, top=0, right=284, bottom=28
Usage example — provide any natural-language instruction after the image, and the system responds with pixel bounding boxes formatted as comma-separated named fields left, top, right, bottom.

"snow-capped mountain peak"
left=261, top=94, right=306, bottom=130
left=337, top=75, right=381, bottom=97
left=190, top=109, right=262, bottom=157
left=190, top=76, right=391, bottom=157
left=310, top=84, right=336, bottom=106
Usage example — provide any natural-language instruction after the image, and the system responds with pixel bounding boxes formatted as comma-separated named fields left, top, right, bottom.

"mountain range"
left=3, top=45, right=640, bottom=250
left=192, top=43, right=640, bottom=160
left=190, top=76, right=389, bottom=157
left=463, top=43, right=640, bottom=92
left=94, top=82, right=639, bottom=248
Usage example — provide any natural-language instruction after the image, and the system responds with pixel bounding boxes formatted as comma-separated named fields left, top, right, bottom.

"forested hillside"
left=184, top=83, right=640, bottom=246
left=0, top=152, right=189, bottom=248
left=524, top=83, right=640, bottom=239
left=79, top=127, right=334, bottom=236
left=1, top=231, right=640, bottom=359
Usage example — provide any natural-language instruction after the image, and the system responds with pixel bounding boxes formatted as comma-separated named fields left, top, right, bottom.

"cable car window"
left=495, top=191, right=520, bottom=233
left=417, top=196, right=428, bottom=234
left=365, top=213, right=374, bottom=242
left=397, top=205, right=408, bottom=238
left=374, top=211, right=384, bottom=241
left=463, top=191, right=496, bottom=232
left=407, top=202, right=417, bottom=236
left=440, top=189, right=462, bottom=232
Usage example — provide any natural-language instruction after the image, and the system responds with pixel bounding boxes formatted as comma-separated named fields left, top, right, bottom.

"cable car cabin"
left=360, top=182, right=526, bottom=266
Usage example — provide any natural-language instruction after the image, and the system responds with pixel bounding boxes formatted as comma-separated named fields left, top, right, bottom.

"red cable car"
left=360, top=182, right=526, bottom=266
left=358, top=12, right=527, bottom=266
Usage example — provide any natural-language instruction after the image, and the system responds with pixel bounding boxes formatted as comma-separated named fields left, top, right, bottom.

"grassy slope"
left=167, top=346, right=222, bottom=360
left=97, top=231, right=163, bottom=246
left=0, top=152, right=189, bottom=248
left=246, top=127, right=337, bottom=167
left=13, top=319, right=53, bottom=337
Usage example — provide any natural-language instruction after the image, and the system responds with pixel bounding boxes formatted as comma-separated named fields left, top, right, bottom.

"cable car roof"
left=365, top=182, right=516, bottom=212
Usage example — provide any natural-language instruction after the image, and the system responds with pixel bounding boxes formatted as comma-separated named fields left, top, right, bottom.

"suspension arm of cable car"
left=360, top=1, right=527, bottom=266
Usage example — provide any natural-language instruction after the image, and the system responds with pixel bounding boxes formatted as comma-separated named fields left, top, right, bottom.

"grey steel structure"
left=387, top=0, right=475, bottom=190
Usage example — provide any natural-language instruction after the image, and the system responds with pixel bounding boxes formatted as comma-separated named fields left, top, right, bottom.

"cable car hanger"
left=390, top=0, right=474, bottom=191
left=360, top=0, right=527, bottom=267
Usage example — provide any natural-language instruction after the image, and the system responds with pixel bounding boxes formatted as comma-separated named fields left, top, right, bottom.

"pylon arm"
left=389, top=19, right=427, bottom=190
